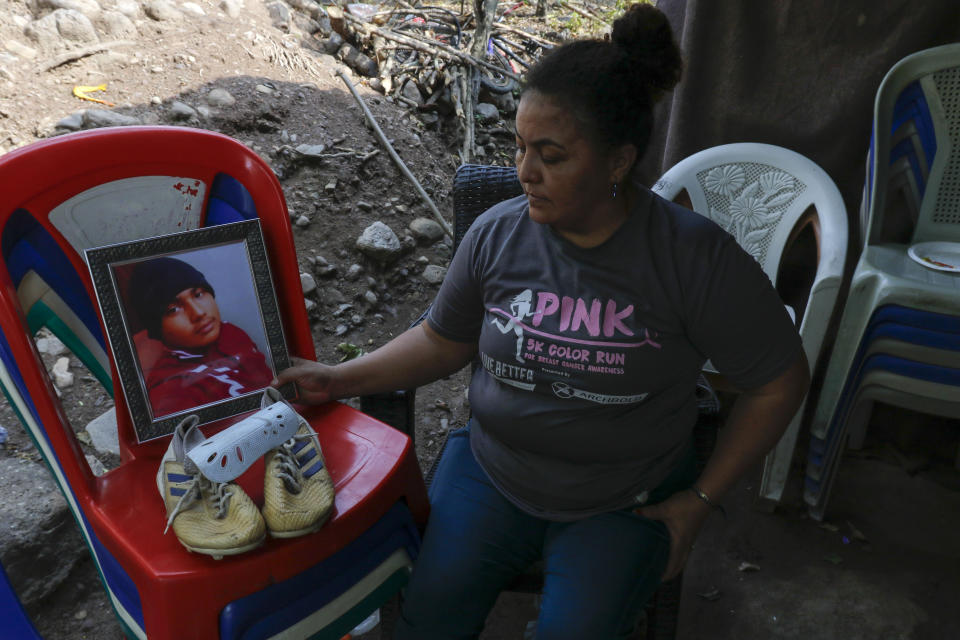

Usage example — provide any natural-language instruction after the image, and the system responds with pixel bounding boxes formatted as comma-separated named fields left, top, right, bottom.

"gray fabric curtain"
left=639, top=0, right=960, bottom=242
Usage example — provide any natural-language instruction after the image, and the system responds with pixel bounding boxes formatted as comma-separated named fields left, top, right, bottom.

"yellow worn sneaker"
left=261, top=391, right=335, bottom=538
left=157, top=416, right=266, bottom=559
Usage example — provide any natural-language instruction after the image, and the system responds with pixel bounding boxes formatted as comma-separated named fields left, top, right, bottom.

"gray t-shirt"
left=427, top=188, right=802, bottom=521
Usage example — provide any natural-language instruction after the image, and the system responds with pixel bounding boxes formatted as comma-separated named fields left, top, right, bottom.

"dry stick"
left=557, top=1, right=609, bottom=26
left=458, top=67, right=475, bottom=164
left=38, top=40, right=136, bottom=73
left=336, top=68, right=453, bottom=240
left=493, top=24, right=560, bottom=48
left=344, top=12, right=521, bottom=82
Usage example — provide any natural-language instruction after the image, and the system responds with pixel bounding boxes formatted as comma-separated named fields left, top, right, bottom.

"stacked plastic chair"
left=805, top=43, right=960, bottom=521
left=652, top=143, right=848, bottom=508
left=0, top=126, right=428, bottom=639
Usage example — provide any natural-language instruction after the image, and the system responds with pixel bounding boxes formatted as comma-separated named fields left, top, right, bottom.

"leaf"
left=740, top=181, right=761, bottom=200
left=336, top=342, right=366, bottom=362
left=697, top=587, right=722, bottom=601
left=764, top=191, right=797, bottom=207
left=744, top=228, right=768, bottom=246
left=847, top=520, right=869, bottom=542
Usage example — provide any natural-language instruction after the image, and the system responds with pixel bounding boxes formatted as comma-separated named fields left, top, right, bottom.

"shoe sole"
left=267, top=509, right=333, bottom=539
left=180, top=534, right=266, bottom=560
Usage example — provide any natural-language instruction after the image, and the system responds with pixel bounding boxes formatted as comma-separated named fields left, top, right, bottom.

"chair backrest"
left=652, top=143, right=847, bottom=332
left=0, top=126, right=314, bottom=483
left=866, top=43, right=960, bottom=245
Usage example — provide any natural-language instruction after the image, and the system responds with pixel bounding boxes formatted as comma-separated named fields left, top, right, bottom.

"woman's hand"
left=635, top=489, right=711, bottom=581
left=272, top=357, right=341, bottom=404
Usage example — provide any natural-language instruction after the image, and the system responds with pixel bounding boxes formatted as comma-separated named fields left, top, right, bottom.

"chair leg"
left=809, top=271, right=884, bottom=441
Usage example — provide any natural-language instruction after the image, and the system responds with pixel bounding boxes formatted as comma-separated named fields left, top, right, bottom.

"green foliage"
left=336, top=342, right=367, bottom=361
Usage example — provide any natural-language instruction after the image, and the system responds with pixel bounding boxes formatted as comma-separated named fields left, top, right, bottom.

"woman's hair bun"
left=611, top=3, right=682, bottom=98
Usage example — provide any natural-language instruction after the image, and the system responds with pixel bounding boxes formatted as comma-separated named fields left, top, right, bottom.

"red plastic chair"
left=0, top=126, right=428, bottom=639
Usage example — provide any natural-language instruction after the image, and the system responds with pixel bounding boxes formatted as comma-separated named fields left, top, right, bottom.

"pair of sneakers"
left=156, top=388, right=335, bottom=559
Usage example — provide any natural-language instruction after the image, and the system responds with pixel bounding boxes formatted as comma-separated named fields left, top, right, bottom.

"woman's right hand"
left=271, top=357, right=340, bottom=405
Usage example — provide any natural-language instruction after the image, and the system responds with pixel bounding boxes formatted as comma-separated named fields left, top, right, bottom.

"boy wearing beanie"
left=127, top=256, right=274, bottom=418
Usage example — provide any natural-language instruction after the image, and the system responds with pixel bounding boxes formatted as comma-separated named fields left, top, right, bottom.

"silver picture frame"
left=86, top=219, right=294, bottom=442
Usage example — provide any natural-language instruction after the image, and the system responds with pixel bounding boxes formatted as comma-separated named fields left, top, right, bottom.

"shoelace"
left=164, top=474, right=234, bottom=534
left=273, top=433, right=316, bottom=495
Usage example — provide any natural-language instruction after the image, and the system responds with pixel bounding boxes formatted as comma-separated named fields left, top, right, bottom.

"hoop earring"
left=611, top=182, right=618, bottom=199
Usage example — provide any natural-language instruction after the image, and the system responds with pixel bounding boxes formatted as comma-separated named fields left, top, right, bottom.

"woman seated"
left=275, top=4, right=809, bottom=638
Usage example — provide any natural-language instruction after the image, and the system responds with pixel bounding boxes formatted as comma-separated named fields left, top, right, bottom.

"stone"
left=489, top=89, right=517, bottom=114
left=52, top=357, right=74, bottom=388
left=333, top=303, right=352, bottom=317
left=356, top=222, right=402, bottom=263
left=295, top=215, right=310, bottom=227
left=205, top=87, right=235, bottom=107
left=37, top=334, right=67, bottom=357
left=295, top=143, right=326, bottom=157
left=94, top=10, right=137, bottom=39
left=400, top=80, right=423, bottom=106
left=143, top=0, right=181, bottom=21
left=85, top=454, right=106, bottom=477
left=475, top=102, right=500, bottom=123
left=36, top=334, right=67, bottom=356
left=169, top=100, right=197, bottom=120
left=196, top=105, right=211, bottom=118
left=255, top=84, right=274, bottom=94
left=346, top=263, right=363, bottom=280
left=265, top=0, right=290, bottom=28
left=219, top=0, right=242, bottom=18
left=84, top=407, right=119, bottom=456
left=4, top=40, right=37, bottom=60
left=304, top=298, right=317, bottom=312
left=409, top=218, right=444, bottom=244
left=356, top=201, right=373, bottom=212
left=81, top=108, right=140, bottom=128
left=180, top=2, right=205, bottom=17
left=300, top=272, right=317, bottom=295
left=0, top=457, right=86, bottom=605
left=323, top=287, right=347, bottom=304
left=27, top=9, right=99, bottom=47
left=38, top=0, right=102, bottom=19
left=363, top=290, right=378, bottom=305
left=422, top=264, right=447, bottom=284
left=113, top=0, right=140, bottom=18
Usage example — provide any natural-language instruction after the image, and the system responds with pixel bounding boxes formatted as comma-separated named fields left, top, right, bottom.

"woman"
left=275, top=4, right=808, bottom=638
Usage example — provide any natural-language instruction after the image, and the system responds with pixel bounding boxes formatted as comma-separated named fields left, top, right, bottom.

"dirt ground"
left=0, top=0, right=494, bottom=636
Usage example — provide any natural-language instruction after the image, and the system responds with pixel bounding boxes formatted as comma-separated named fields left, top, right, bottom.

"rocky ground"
left=0, top=0, right=572, bottom=636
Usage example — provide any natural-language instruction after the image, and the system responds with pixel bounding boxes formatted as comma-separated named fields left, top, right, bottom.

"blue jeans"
left=395, top=425, right=697, bottom=640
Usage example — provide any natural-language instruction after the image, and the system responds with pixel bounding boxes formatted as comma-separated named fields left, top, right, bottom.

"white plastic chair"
left=805, top=369, right=960, bottom=521
left=653, top=142, right=848, bottom=507
left=808, top=44, right=960, bottom=460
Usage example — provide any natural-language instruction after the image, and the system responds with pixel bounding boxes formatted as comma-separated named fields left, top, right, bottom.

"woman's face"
left=514, top=91, right=631, bottom=242
left=159, top=287, right=221, bottom=350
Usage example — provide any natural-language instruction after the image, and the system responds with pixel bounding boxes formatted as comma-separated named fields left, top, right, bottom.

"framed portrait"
left=86, top=219, right=294, bottom=442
